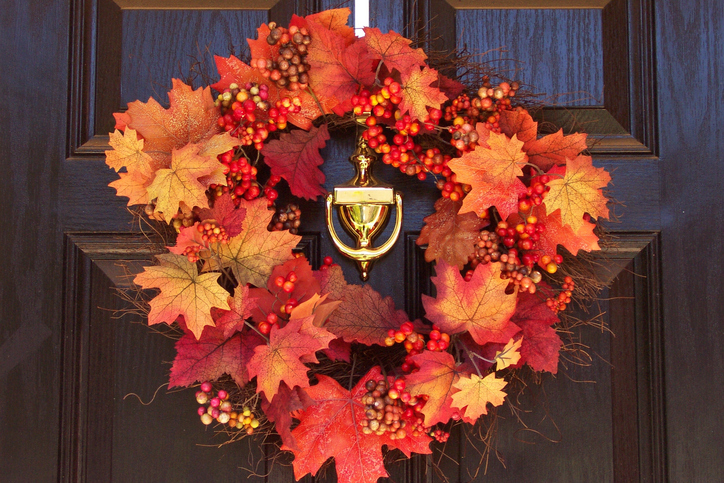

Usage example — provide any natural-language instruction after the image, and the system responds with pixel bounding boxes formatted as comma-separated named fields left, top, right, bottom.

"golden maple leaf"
left=494, top=337, right=523, bottom=369
left=105, top=128, right=154, bottom=179
left=451, top=372, right=507, bottom=421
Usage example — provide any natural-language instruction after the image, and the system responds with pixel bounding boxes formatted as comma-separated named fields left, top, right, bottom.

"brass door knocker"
left=326, top=134, right=403, bottom=281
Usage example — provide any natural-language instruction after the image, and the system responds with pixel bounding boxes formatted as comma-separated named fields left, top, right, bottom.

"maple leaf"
left=494, top=337, right=523, bottom=369
left=417, top=197, right=487, bottom=269
left=325, top=283, right=410, bottom=345
left=212, top=197, right=301, bottom=287
left=544, top=155, right=611, bottom=231
left=146, top=143, right=224, bottom=222
left=313, top=264, right=348, bottom=299
left=324, top=338, right=352, bottom=362
left=196, top=193, right=247, bottom=237
left=260, top=124, right=330, bottom=200
left=297, top=314, right=337, bottom=364
left=261, top=382, right=314, bottom=451
left=405, top=351, right=469, bottom=426
left=169, top=327, right=264, bottom=388
left=306, top=24, right=375, bottom=105
left=398, top=66, right=448, bottom=122
left=113, top=79, right=223, bottom=168
left=448, top=131, right=528, bottom=219
left=510, top=290, right=562, bottom=373
left=450, top=372, right=507, bottom=421
left=284, top=367, right=431, bottom=483
left=499, top=109, right=588, bottom=171
left=363, top=27, right=427, bottom=74
left=290, top=293, right=342, bottom=328
left=517, top=204, right=599, bottom=259
left=250, top=256, right=322, bottom=323
left=109, top=171, right=150, bottom=206
left=134, top=253, right=230, bottom=339
left=213, top=285, right=258, bottom=338
left=105, top=128, right=155, bottom=179
left=247, top=318, right=325, bottom=399
left=422, top=260, right=519, bottom=346
left=304, top=8, right=355, bottom=42
left=436, top=72, right=466, bottom=99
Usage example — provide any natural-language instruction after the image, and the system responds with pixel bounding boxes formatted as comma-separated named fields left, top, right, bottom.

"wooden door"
left=2, top=0, right=722, bottom=481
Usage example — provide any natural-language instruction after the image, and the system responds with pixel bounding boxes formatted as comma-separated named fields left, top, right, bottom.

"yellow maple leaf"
left=134, top=253, right=231, bottom=339
left=212, top=197, right=301, bottom=287
left=147, top=142, right=225, bottom=222
left=494, top=337, right=523, bottom=369
left=109, top=171, right=150, bottom=206
left=105, top=128, right=155, bottom=179
left=451, top=372, right=507, bottom=421
left=399, top=66, right=448, bottom=121
left=544, top=155, right=611, bottom=231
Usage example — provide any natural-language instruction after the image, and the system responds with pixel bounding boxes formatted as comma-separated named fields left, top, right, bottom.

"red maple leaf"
left=213, top=285, right=258, bottom=338
left=422, top=260, right=519, bottom=346
left=260, top=124, right=330, bottom=200
left=406, top=351, right=473, bottom=426
left=398, top=66, right=448, bottom=121
left=196, top=193, right=247, bottom=237
left=169, top=326, right=264, bottom=388
left=416, top=197, right=487, bottom=269
left=324, top=283, right=410, bottom=345
left=284, top=367, right=432, bottom=483
left=261, top=382, right=314, bottom=451
left=304, top=8, right=355, bottom=42
left=510, top=290, right=562, bottom=373
left=306, top=22, right=375, bottom=106
left=448, top=131, right=528, bottom=220
left=247, top=318, right=329, bottom=399
left=498, top=109, right=588, bottom=171
left=363, top=27, right=427, bottom=75
left=250, top=256, right=322, bottom=323
left=313, top=264, right=348, bottom=299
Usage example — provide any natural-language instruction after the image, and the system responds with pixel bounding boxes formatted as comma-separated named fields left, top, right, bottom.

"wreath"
left=107, top=8, right=612, bottom=483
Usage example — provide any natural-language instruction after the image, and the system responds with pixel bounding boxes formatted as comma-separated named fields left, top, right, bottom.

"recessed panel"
left=457, top=9, right=603, bottom=106
left=121, top=10, right=266, bottom=106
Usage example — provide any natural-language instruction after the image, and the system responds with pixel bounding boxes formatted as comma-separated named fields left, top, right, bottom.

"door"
left=1, top=0, right=722, bottom=481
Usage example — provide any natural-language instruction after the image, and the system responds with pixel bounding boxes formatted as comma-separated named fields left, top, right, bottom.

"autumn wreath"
left=106, top=8, right=612, bottom=483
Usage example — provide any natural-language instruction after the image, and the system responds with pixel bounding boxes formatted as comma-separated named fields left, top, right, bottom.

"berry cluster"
left=546, top=276, right=575, bottom=313
left=517, top=176, right=551, bottom=213
left=251, top=22, right=311, bottom=91
left=195, top=382, right=259, bottom=434
left=318, top=255, right=338, bottom=271
left=385, top=322, right=451, bottom=373
left=267, top=203, right=302, bottom=234
left=360, top=377, right=410, bottom=439
left=216, top=82, right=301, bottom=149
left=444, top=77, right=519, bottom=140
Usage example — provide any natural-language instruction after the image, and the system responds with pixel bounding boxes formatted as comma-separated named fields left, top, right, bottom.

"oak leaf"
left=146, top=142, right=226, bottom=222
left=363, top=27, right=427, bottom=75
left=247, top=318, right=325, bottom=399
left=494, top=337, right=523, bottom=369
left=169, top=327, right=264, bottom=388
left=260, top=124, right=330, bottom=200
left=448, top=131, right=528, bottom=219
left=450, top=372, right=507, bottom=421
left=212, top=197, right=301, bottom=287
left=134, top=253, right=230, bottom=339
left=284, top=367, right=432, bottom=483
left=544, top=155, right=611, bottom=231
left=417, top=197, right=486, bottom=269
left=398, top=66, right=448, bottom=121
left=498, top=109, right=588, bottom=171
left=422, top=260, right=519, bottom=346
left=113, top=79, right=222, bottom=169
left=324, top=283, right=410, bottom=345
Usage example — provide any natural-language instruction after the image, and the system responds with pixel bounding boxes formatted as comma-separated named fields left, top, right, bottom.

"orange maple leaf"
left=211, top=197, right=301, bottom=287
left=105, top=128, right=154, bottom=179
left=544, top=155, right=611, bottom=231
left=134, top=253, right=230, bottom=339
left=304, top=8, right=355, bottom=42
left=498, top=109, right=589, bottom=171
left=405, top=351, right=468, bottom=426
left=422, top=260, right=519, bottom=346
left=247, top=318, right=326, bottom=399
left=363, top=27, right=427, bottom=75
left=416, top=198, right=486, bottom=269
left=113, top=79, right=221, bottom=169
left=109, top=172, right=150, bottom=206
left=146, top=142, right=227, bottom=222
left=448, top=131, right=528, bottom=219
left=398, top=66, right=448, bottom=122
left=450, top=372, right=507, bottom=421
